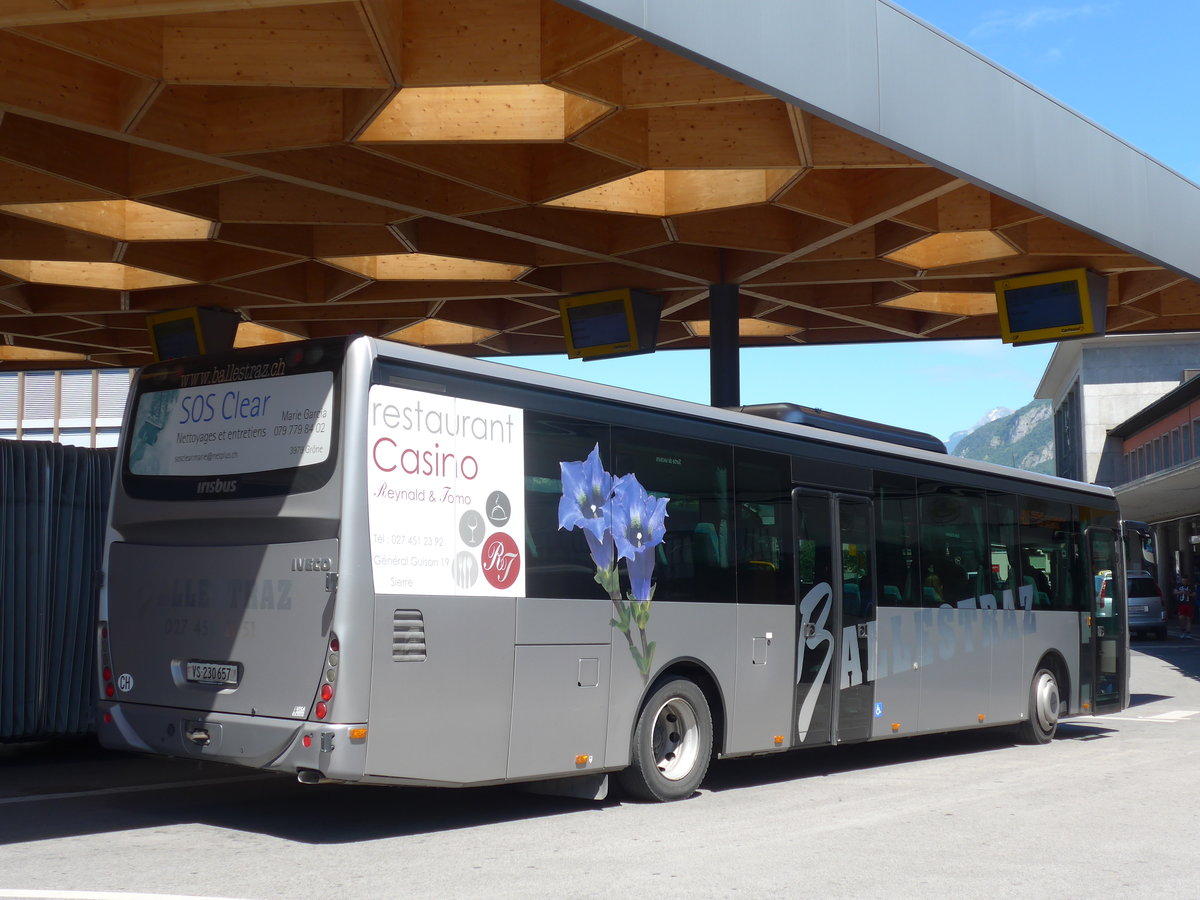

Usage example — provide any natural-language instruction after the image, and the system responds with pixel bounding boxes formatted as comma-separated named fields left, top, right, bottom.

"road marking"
left=0, top=893, right=256, bottom=900
left=0, top=773, right=276, bottom=807
left=1084, top=710, right=1199, bottom=722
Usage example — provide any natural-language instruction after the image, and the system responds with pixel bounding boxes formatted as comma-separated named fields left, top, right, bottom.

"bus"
left=96, top=336, right=1128, bottom=802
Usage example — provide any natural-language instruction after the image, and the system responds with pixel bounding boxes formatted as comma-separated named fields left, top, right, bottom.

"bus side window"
left=523, top=414, right=611, bottom=600
left=1018, top=497, right=1083, bottom=610
left=734, top=448, right=794, bottom=605
left=875, top=473, right=919, bottom=607
left=918, top=483, right=986, bottom=608
left=613, top=429, right=734, bottom=604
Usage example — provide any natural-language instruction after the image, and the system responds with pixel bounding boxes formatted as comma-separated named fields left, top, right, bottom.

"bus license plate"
left=185, top=661, right=239, bottom=685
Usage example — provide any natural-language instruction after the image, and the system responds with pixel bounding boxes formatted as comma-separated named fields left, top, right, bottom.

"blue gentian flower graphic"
left=557, top=448, right=668, bottom=682
left=557, top=444, right=615, bottom=570
left=611, top=475, right=668, bottom=602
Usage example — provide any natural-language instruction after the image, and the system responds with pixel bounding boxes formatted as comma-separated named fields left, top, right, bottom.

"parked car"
left=1098, top=571, right=1167, bottom=640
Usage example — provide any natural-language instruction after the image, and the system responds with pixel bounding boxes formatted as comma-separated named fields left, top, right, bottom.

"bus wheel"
left=617, top=677, right=712, bottom=802
left=1017, top=666, right=1060, bottom=744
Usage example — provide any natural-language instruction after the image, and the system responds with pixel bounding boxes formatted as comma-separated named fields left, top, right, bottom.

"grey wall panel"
left=565, top=0, right=1200, bottom=281
left=1145, top=163, right=1200, bottom=271
left=638, top=0, right=883, bottom=134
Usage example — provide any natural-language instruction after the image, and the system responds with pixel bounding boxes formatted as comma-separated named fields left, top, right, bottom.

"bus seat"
left=843, top=582, right=862, bottom=616
left=883, top=585, right=903, bottom=606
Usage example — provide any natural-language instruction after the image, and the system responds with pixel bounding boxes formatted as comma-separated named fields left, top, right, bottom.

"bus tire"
left=617, top=677, right=712, bottom=802
left=1016, top=666, right=1060, bottom=744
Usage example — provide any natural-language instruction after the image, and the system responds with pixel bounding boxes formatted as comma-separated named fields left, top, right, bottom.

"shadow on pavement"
left=0, top=719, right=1116, bottom=848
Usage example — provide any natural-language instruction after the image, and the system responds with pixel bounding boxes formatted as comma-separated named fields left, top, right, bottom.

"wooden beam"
left=540, top=0, right=636, bottom=82
left=0, top=1, right=350, bottom=29
left=220, top=260, right=369, bottom=303
left=0, top=213, right=119, bottom=261
left=0, top=29, right=156, bottom=132
left=807, top=116, right=924, bottom=168
left=399, top=0, right=542, bottom=85
left=646, top=100, right=801, bottom=168
left=121, top=239, right=301, bottom=282
left=14, top=16, right=164, bottom=78
left=127, top=145, right=245, bottom=197
left=672, top=206, right=841, bottom=255
left=163, top=5, right=391, bottom=88
left=0, top=114, right=131, bottom=195
left=237, top=146, right=518, bottom=218
left=570, top=108, right=649, bottom=168
left=0, top=159, right=114, bottom=203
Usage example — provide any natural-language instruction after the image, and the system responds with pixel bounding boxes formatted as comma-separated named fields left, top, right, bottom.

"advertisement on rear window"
left=367, top=385, right=524, bottom=597
left=128, top=371, right=335, bottom=477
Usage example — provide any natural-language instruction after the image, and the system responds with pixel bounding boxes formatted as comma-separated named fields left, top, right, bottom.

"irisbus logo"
left=196, top=477, right=238, bottom=495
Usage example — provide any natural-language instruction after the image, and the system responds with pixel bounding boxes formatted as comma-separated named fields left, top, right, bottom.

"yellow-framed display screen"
left=560, top=289, right=640, bottom=359
left=995, top=268, right=1107, bottom=346
left=146, top=307, right=206, bottom=361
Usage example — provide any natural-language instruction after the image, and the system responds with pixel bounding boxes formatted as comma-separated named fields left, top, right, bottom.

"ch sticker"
left=117, top=673, right=134, bottom=692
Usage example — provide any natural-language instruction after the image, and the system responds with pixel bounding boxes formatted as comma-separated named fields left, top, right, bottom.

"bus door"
left=793, top=489, right=877, bottom=746
left=1088, top=526, right=1128, bottom=712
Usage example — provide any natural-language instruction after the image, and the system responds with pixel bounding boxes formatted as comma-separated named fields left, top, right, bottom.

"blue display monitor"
left=995, top=268, right=1107, bottom=346
left=560, top=289, right=661, bottom=360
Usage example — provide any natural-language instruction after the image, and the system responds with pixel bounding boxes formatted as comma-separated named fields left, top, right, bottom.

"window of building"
left=1184, top=425, right=1193, bottom=463
left=1172, top=429, right=1182, bottom=468
left=1054, top=384, right=1082, bottom=481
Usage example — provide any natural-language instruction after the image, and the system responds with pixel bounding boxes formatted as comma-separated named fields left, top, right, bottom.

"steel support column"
left=709, top=283, right=740, bottom=408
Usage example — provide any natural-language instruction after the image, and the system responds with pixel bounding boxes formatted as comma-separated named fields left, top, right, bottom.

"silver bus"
left=97, top=336, right=1128, bottom=801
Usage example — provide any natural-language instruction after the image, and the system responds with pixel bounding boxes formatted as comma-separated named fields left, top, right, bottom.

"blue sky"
left=495, top=2, right=1196, bottom=442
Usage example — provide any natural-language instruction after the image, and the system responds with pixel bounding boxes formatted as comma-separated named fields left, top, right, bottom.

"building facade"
left=1038, top=333, right=1200, bottom=596
left=0, top=369, right=132, bottom=448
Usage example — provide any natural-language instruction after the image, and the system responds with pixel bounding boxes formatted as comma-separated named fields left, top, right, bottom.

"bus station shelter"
left=1, top=0, right=1200, bottom=378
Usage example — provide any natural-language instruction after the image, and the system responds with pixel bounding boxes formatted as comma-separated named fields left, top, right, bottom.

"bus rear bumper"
left=98, top=701, right=368, bottom=779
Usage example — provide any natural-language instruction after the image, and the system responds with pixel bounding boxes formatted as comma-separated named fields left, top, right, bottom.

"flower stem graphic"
left=558, top=446, right=668, bottom=682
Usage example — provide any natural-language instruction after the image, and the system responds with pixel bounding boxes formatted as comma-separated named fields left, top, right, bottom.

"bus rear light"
left=102, top=666, right=112, bottom=682
left=105, top=683, right=115, bottom=698
left=349, top=728, right=367, bottom=740
left=310, top=632, right=339, bottom=722
left=303, top=734, right=312, bottom=748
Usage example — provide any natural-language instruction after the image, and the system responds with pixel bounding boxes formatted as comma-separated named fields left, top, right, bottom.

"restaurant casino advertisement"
left=367, top=384, right=525, bottom=597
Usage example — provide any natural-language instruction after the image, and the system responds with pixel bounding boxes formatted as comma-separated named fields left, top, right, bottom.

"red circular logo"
left=480, top=532, right=521, bottom=590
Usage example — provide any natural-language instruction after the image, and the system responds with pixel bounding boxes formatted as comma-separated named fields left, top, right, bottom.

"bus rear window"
left=121, top=339, right=345, bottom=500
left=129, top=370, right=334, bottom=477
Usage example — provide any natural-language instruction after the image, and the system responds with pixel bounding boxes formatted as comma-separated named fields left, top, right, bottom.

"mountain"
left=949, top=400, right=1054, bottom=475
left=945, top=407, right=1012, bottom=454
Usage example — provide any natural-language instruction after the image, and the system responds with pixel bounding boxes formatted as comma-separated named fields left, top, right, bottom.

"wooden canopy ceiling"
left=0, top=0, right=1196, bottom=369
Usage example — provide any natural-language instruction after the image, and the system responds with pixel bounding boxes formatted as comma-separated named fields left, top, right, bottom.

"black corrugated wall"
left=1, top=441, right=115, bottom=742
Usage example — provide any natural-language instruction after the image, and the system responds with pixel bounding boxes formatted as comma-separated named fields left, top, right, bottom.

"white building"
left=0, top=369, right=133, bottom=448
left=1035, top=334, right=1200, bottom=486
